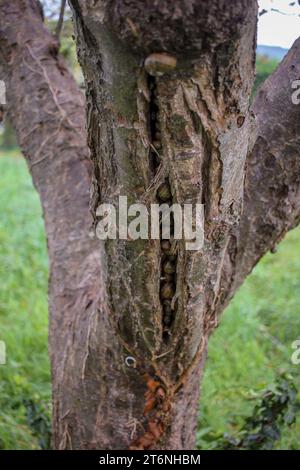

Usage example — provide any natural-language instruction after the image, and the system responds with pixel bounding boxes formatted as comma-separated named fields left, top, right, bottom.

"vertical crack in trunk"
left=147, top=74, right=179, bottom=343
left=127, top=71, right=182, bottom=450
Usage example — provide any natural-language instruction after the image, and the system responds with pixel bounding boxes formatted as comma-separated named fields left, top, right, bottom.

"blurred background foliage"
left=0, top=13, right=299, bottom=449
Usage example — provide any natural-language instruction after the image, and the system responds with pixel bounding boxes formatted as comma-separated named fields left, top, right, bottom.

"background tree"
left=0, top=0, right=300, bottom=450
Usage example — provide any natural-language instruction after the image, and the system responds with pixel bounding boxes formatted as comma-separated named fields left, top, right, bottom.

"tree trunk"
left=67, top=0, right=257, bottom=449
left=0, top=0, right=103, bottom=449
left=1, top=0, right=300, bottom=450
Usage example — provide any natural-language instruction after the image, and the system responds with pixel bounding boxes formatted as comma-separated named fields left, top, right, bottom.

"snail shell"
left=125, top=356, right=137, bottom=368
left=160, top=282, right=175, bottom=299
left=144, top=53, right=177, bottom=77
left=163, top=260, right=176, bottom=275
left=163, top=313, right=172, bottom=326
left=161, top=240, right=171, bottom=252
left=157, top=182, right=172, bottom=202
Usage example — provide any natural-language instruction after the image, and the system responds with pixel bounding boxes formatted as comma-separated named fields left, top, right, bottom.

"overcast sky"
left=258, top=0, right=300, bottom=48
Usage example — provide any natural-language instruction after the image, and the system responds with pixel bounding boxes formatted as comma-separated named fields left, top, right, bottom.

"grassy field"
left=253, top=55, right=280, bottom=95
left=0, top=150, right=50, bottom=449
left=198, top=235, right=300, bottom=449
left=0, top=147, right=299, bottom=449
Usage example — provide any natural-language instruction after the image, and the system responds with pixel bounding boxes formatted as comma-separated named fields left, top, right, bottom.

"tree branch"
left=0, top=0, right=98, bottom=289
left=4, top=0, right=300, bottom=450
left=0, top=0, right=104, bottom=448
left=55, top=0, right=66, bottom=41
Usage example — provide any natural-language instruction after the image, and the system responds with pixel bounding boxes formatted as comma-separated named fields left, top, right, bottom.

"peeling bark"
left=230, top=38, right=300, bottom=296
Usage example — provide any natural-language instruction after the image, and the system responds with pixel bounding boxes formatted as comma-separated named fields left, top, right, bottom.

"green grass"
left=253, top=55, right=280, bottom=95
left=0, top=148, right=299, bottom=449
left=198, top=230, right=300, bottom=449
left=0, top=150, right=50, bottom=449
left=198, top=53, right=300, bottom=449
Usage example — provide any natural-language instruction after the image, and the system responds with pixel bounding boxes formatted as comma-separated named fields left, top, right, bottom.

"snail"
left=161, top=239, right=177, bottom=257
left=161, top=240, right=171, bottom=252
left=144, top=53, right=177, bottom=77
left=157, top=182, right=172, bottom=202
left=160, top=282, right=175, bottom=300
left=163, top=260, right=176, bottom=275
left=125, top=356, right=137, bottom=368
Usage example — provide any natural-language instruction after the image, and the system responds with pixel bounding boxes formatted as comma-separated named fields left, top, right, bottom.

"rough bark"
left=1, top=0, right=300, bottom=451
left=68, top=0, right=257, bottom=449
left=230, top=38, right=300, bottom=296
left=0, top=0, right=104, bottom=449
left=205, top=36, right=300, bottom=317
